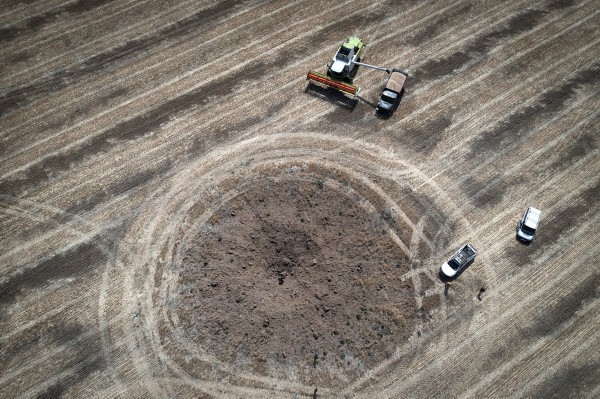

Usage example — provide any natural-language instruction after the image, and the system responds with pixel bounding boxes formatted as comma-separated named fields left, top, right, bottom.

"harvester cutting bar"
left=307, top=70, right=360, bottom=97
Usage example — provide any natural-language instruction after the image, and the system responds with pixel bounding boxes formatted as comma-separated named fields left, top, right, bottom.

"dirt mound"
left=174, top=174, right=417, bottom=386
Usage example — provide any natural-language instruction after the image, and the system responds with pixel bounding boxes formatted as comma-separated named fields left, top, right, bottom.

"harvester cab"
left=328, top=36, right=364, bottom=82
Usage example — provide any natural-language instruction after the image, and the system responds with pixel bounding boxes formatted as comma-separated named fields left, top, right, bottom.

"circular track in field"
left=101, top=132, right=482, bottom=396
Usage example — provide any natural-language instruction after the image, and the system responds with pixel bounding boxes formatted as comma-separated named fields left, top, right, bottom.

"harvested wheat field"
left=1, top=0, right=599, bottom=397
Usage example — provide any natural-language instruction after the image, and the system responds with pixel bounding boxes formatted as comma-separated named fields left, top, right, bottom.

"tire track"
left=100, top=132, right=470, bottom=395
left=0, top=0, right=346, bottom=151
left=353, top=167, right=600, bottom=395
left=0, top=181, right=156, bottom=271
left=0, top=0, right=524, bottom=202
left=0, top=196, right=124, bottom=397
left=464, top=272, right=600, bottom=397
left=372, top=210, right=600, bottom=397
left=0, top=0, right=516, bottom=216
left=0, top=196, right=118, bottom=290
left=460, top=163, right=600, bottom=297
left=0, top=0, right=448, bottom=212
left=2, top=0, right=599, bottom=396
left=1, top=0, right=181, bottom=83
left=2, top=0, right=588, bottom=302
left=0, top=0, right=285, bottom=117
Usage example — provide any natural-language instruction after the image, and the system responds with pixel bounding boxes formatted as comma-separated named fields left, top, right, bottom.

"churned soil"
left=175, top=175, right=417, bottom=385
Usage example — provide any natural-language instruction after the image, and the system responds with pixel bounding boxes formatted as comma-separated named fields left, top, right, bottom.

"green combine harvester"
left=306, top=36, right=392, bottom=98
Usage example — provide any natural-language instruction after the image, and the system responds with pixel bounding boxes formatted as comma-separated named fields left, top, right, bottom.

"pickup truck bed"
left=453, top=245, right=477, bottom=265
left=440, top=243, right=478, bottom=277
left=386, top=70, right=407, bottom=93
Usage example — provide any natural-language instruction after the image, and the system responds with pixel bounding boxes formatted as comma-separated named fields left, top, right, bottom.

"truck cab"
left=328, top=36, right=364, bottom=81
left=377, top=89, right=400, bottom=114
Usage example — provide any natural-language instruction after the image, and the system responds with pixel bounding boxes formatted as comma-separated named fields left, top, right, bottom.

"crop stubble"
left=1, top=0, right=599, bottom=397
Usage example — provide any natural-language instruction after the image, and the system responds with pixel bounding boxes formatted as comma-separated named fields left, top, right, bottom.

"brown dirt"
left=174, top=173, right=417, bottom=387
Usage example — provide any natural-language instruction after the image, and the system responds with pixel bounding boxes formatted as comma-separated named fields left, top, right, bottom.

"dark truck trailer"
left=376, top=68, right=407, bottom=116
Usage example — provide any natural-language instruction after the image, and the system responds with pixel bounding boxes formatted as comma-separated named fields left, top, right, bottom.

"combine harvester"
left=306, top=36, right=401, bottom=100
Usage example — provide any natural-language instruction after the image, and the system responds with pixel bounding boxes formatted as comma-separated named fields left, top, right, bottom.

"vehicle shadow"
left=356, top=95, right=377, bottom=108
left=305, top=83, right=358, bottom=110
left=516, top=236, right=533, bottom=245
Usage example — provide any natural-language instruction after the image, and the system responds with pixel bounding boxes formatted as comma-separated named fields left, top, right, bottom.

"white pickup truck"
left=440, top=244, right=478, bottom=278
left=516, top=207, right=542, bottom=242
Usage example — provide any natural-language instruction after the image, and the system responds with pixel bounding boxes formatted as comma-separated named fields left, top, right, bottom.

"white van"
left=516, top=207, right=542, bottom=242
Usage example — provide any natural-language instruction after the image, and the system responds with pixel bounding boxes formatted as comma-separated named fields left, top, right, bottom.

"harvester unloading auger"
left=306, top=36, right=399, bottom=99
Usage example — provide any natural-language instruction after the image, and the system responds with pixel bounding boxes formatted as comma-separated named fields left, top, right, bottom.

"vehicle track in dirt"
left=96, top=133, right=476, bottom=395
left=1, top=0, right=599, bottom=397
